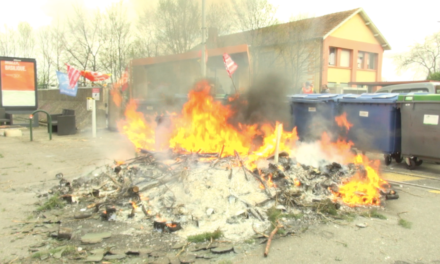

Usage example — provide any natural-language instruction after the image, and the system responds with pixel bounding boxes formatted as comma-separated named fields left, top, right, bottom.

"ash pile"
left=40, top=148, right=398, bottom=243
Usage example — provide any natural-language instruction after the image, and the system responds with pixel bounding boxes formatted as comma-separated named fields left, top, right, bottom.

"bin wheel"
left=384, top=155, right=392, bottom=166
left=394, top=155, right=403, bottom=163
left=405, top=157, right=417, bottom=170
left=414, top=157, right=423, bottom=166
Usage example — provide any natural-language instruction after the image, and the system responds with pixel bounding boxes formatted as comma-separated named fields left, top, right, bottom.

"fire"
left=111, top=86, right=122, bottom=107
left=260, top=173, right=276, bottom=189
left=320, top=132, right=354, bottom=163
left=115, top=160, right=125, bottom=166
left=130, top=201, right=138, bottom=209
left=119, top=80, right=297, bottom=164
left=166, top=223, right=177, bottom=228
left=294, top=178, right=301, bottom=187
left=118, top=100, right=157, bottom=150
left=335, top=113, right=353, bottom=131
left=333, top=155, right=387, bottom=206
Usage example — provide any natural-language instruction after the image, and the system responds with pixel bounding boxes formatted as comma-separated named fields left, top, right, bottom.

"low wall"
left=36, top=88, right=109, bottom=131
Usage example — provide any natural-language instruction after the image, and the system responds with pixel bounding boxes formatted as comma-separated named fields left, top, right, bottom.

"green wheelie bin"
left=398, top=94, right=440, bottom=170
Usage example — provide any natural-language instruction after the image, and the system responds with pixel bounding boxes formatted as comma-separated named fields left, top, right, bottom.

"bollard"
left=29, top=110, right=52, bottom=141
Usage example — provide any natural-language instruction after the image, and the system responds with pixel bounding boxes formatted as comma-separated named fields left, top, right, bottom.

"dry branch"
left=264, top=221, right=283, bottom=257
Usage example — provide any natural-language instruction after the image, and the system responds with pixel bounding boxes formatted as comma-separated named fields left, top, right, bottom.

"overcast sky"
left=1, top=0, right=439, bottom=81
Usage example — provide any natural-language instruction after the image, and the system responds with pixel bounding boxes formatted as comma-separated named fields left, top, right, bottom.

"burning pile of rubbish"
left=37, top=80, right=398, bottom=259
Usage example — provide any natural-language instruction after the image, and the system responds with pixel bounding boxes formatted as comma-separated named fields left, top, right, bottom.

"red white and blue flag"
left=66, top=64, right=81, bottom=89
left=223, top=53, right=238, bottom=77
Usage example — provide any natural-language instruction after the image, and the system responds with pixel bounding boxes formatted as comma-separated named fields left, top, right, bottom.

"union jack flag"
left=223, top=53, right=238, bottom=77
left=66, top=64, right=81, bottom=89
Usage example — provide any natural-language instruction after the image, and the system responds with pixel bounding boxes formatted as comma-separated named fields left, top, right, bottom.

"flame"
left=333, top=155, right=387, bottom=206
left=320, top=132, right=354, bottom=163
left=118, top=100, right=157, bottom=150
left=260, top=173, right=276, bottom=189
left=335, top=113, right=353, bottom=131
left=111, top=86, right=122, bottom=107
left=120, top=80, right=297, bottom=164
left=166, top=223, right=177, bottom=228
left=294, top=178, right=301, bottom=187
left=115, top=160, right=125, bottom=166
left=130, top=201, right=138, bottom=209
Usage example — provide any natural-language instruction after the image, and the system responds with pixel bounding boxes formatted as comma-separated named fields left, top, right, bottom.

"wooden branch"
left=234, top=150, right=249, bottom=181
left=264, top=221, right=283, bottom=257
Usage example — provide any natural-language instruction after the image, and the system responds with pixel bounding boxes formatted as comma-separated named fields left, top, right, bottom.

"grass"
left=244, top=238, right=255, bottom=244
left=26, top=163, right=32, bottom=166
left=281, top=213, right=304, bottom=220
left=218, top=261, right=233, bottom=264
left=187, top=228, right=223, bottom=243
left=361, top=209, right=387, bottom=220
left=0, top=154, right=3, bottom=158
left=267, top=207, right=282, bottom=225
left=398, top=218, right=412, bottom=229
left=37, top=194, right=65, bottom=211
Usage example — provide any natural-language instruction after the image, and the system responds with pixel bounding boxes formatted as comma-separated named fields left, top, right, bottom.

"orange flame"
left=130, top=201, right=138, bottom=209
left=111, top=86, right=122, bottom=107
left=333, top=155, right=387, bottom=206
left=335, top=113, right=353, bottom=131
left=118, top=100, right=157, bottom=150
left=166, top=223, right=177, bottom=228
left=294, top=178, right=301, bottom=187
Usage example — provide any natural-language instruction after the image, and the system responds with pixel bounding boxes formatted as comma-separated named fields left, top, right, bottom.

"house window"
left=358, top=52, right=365, bottom=68
left=340, top=50, right=350, bottom=67
left=329, top=47, right=336, bottom=66
left=367, top=53, right=377, bottom=69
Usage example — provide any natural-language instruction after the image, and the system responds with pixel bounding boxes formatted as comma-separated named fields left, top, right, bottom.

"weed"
left=361, top=209, right=387, bottom=220
left=0, top=154, right=3, bottom=158
left=276, top=228, right=286, bottom=235
left=244, top=238, right=255, bottom=244
left=26, top=163, right=32, bottom=166
left=267, top=207, right=282, bottom=224
left=26, top=215, right=34, bottom=220
left=340, top=212, right=357, bottom=222
left=398, top=218, right=412, bottom=229
left=218, top=261, right=233, bottom=264
left=282, top=213, right=303, bottom=219
left=187, top=228, right=223, bottom=243
left=1, top=173, right=7, bottom=176
left=37, top=194, right=65, bottom=211
left=2, top=208, right=5, bottom=212
left=316, top=199, right=338, bottom=216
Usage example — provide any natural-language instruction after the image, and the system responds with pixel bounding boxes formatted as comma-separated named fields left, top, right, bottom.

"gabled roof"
left=211, top=8, right=390, bottom=50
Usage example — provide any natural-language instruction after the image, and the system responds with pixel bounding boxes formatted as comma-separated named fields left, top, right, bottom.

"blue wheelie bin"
left=289, top=94, right=343, bottom=142
left=338, top=93, right=402, bottom=165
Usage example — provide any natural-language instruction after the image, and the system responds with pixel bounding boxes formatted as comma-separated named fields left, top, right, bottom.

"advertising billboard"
left=0, top=57, right=38, bottom=111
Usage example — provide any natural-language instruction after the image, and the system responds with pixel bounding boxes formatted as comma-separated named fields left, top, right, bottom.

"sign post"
left=92, top=88, right=100, bottom=101
left=87, top=97, right=96, bottom=138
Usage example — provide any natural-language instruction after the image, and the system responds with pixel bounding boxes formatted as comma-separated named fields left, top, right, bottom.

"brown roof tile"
left=215, top=8, right=360, bottom=48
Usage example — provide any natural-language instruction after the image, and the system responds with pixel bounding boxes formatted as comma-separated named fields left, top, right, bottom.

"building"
left=130, top=7, right=390, bottom=98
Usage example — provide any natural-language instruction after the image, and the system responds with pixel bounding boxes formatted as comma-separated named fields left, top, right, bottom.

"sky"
left=1, top=0, right=439, bottom=81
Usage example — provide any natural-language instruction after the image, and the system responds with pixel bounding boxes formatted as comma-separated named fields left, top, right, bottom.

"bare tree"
left=394, top=31, right=440, bottom=78
left=274, top=14, right=321, bottom=93
left=230, top=0, right=279, bottom=81
left=0, top=25, right=18, bottom=56
left=206, top=1, right=235, bottom=36
left=16, top=22, right=35, bottom=57
left=133, top=7, right=162, bottom=58
left=154, top=0, right=201, bottom=54
left=64, top=4, right=105, bottom=84
left=100, top=1, right=133, bottom=83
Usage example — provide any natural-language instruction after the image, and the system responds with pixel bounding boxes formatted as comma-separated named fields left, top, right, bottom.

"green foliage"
left=267, top=207, right=282, bottom=224
left=427, top=72, right=440, bottom=81
left=37, top=194, right=65, bottom=211
left=0, top=154, right=3, bottom=158
left=281, top=213, right=303, bottom=219
left=398, top=218, right=412, bottom=229
left=187, top=228, right=223, bottom=243
left=361, top=209, right=387, bottom=220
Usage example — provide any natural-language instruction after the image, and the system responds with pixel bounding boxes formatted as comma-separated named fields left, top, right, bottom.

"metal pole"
left=29, top=115, right=33, bottom=141
left=274, top=123, right=282, bottom=164
left=201, top=0, right=206, bottom=77
left=92, top=99, right=97, bottom=138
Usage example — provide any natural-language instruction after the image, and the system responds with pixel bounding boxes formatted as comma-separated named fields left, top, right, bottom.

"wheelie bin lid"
left=339, top=93, right=400, bottom=103
left=287, top=94, right=343, bottom=103
left=398, top=94, right=440, bottom=102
